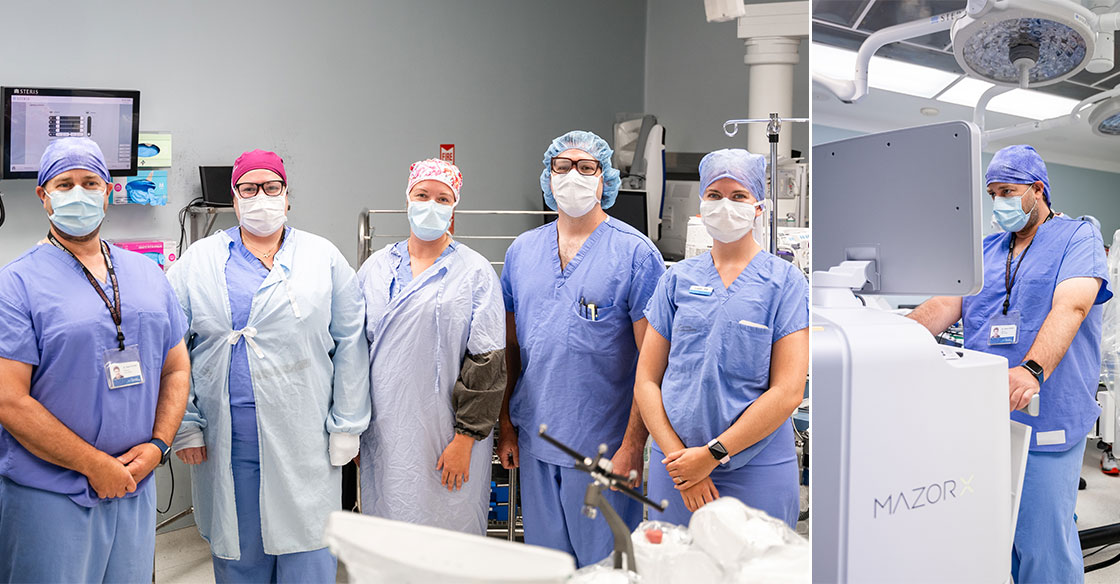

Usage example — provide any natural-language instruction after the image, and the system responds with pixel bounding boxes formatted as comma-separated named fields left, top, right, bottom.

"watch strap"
left=706, top=438, right=731, bottom=465
left=150, top=438, right=171, bottom=465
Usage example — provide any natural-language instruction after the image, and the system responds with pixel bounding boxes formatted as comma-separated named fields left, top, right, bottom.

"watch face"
left=710, top=442, right=729, bottom=458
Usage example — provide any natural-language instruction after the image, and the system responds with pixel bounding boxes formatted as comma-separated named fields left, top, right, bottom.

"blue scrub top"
left=0, top=242, right=187, bottom=506
left=962, top=216, right=1111, bottom=451
left=501, top=218, right=665, bottom=467
left=224, top=226, right=291, bottom=441
left=644, top=250, right=808, bottom=469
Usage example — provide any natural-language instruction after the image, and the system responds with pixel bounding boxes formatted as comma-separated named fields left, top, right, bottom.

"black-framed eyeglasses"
left=551, top=157, right=601, bottom=176
left=235, top=180, right=286, bottom=198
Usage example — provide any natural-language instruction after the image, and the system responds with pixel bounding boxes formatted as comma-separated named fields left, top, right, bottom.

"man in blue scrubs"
left=909, top=145, right=1111, bottom=583
left=0, top=138, right=190, bottom=582
left=497, top=130, right=665, bottom=566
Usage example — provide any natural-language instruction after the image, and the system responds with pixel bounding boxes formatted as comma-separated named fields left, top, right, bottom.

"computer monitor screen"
left=607, top=190, right=650, bottom=237
left=2, top=86, right=140, bottom=180
left=812, top=120, right=983, bottom=296
left=199, top=166, right=234, bottom=206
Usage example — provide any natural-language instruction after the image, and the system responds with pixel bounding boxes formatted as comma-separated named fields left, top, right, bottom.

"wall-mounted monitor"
left=2, top=86, right=140, bottom=180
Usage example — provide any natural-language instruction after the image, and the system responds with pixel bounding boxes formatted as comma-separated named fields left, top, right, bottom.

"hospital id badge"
left=104, top=345, right=144, bottom=389
left=988, top=311, right=1020, bottom=346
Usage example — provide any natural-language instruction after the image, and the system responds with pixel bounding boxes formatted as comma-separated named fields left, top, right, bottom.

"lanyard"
left=1003, top=211, right=1053, bottom=315
left=47, top=232, right=125, bottom=350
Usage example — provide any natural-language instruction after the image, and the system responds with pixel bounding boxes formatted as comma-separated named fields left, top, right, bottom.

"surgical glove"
left=329, top=432, right=360, bottom=466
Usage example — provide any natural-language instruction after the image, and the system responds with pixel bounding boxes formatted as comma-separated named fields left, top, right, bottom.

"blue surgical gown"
left=358, top=240, right=504, bottom=534
left=166, top=228, right=371, bottom=559
left=500, top=217, right=665, bottom=466
left=643, top=250, right=808, bottom=468
left=0, top=242, right=187, bottom=505
left=962, top=216, right=1111, bottom=451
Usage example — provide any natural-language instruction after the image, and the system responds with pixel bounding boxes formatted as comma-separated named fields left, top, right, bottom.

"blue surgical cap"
left=985, top=144, right=1050, bottom=204
left=699, top=148, right=767, bottom=201
left=38, top=137, right=112, bottom=187
left=540, top=130, right=621, bottom=210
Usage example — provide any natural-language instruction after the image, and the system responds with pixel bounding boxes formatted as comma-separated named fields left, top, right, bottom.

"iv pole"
left=723, top=113, right=809, bottom=254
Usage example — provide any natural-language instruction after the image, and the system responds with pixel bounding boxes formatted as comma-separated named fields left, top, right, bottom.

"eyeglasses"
left=235, top=180, right=286, bottom=198
left=550, top=157, right=601, bottom=176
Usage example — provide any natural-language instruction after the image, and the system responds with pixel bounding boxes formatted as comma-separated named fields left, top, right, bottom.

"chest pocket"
left=670, top=308, right=712, bottom=354
left=568, top=300, right=628, bottom=352
left=722, top=321, right=773, bottom=389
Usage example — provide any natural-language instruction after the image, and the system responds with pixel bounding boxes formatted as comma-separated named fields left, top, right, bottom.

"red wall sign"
left=439, top=144, right=455, bottom=164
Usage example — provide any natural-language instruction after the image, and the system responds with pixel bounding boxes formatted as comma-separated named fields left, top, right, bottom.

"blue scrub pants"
left=212, top=408, right=337, bottom=584
left=1011, top=439, right=1086, bottom=584
left=518, top=451, right=642, bottom=568
left=647, top=446, right=798, bottom=528
left=0, top=475, right=155, bottom=583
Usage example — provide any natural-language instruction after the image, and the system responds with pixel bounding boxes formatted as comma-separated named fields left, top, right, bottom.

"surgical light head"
left=951, top=2, right=1095, bottom=88
left=1088, top=96, right=1120, bottom=137
left=540, top=130, right=620, bottom=211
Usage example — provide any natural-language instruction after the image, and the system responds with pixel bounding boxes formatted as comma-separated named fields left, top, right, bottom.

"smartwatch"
left=1020, top=359, right=1044, bottom=386
left=150, top=438, right=171, bottom=466
left=706, top=439, right=731, bottom=466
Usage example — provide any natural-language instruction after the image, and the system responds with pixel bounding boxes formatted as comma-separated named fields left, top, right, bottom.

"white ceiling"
left=813, top=86, right=1120, bottom=174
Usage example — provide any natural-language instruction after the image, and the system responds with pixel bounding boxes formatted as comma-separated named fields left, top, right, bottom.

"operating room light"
left=1088, top=96, right=1120, bottom=136
left=951, top=2, right=1095, bottom=87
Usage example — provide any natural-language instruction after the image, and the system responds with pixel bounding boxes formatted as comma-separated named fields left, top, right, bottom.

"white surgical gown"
left=357, top=240, right=505, bottom=534
left=166, top=229, right=371, bottom=558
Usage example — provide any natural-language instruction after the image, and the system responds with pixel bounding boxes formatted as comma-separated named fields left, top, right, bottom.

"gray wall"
left=0, top=0, right=647, bottom=267
left=645, top=0, right=809, bottom=157
left=1, top=0, right=647, bottom=530
left=814, top=124, right=1120, bottom=243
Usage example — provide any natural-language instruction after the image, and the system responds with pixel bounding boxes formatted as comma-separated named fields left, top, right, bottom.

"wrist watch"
left=150, top=438, right=171, bottom=466
left=1020, top=359, right=1044, bottom=386
left=706, top=439, right=731, bottom=465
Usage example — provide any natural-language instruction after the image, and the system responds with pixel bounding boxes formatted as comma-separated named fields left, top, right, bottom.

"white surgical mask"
left=552, top=171, right=601, bottom=217
left=47, top=186, right=106, bottom=237
left=407, top=200, right=454, bottom=241
left=700, top=197, right=760, bottom=243
left=237, top=194, right=288, bottom=236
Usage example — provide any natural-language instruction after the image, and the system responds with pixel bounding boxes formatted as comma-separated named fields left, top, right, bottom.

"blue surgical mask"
left=407, top=200, right=453, bottom=241
left=992, top=188, right=1037, bottom=233
left=48, top=186, right=106, bottom=237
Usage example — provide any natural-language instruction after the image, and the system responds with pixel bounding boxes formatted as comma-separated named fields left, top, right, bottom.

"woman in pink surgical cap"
left=167, top=149, right=371, bottom=583
left=357, top=159, right=506, bottom=534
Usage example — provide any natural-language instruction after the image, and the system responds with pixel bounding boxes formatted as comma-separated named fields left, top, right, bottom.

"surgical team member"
left=908, top=145, right=1111, bottom=584
left=167, top=150, right=370, bottom=583
left=635, top=149, right=808, bottom=527
left=498, top=130, right=666, bottom=566
left=0, top=138, right=190, bottom=582
left=358, top=159, right=505, bottom=534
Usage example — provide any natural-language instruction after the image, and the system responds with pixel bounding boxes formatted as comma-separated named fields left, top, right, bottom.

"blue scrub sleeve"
left=164, top=255, right=207, bottom=442
left=643, top=270, right=676, bottom=341
left=324, top=249, right=372, bottom=435
left=629, top=249, right=667, bottom=323
left=500, top=245, right=516, bottom=313
left=0, top=290, right=38, bottom=366
left=773, top=269, right=810, bottom=342
left=1055, top=222, right=1112, bottom=305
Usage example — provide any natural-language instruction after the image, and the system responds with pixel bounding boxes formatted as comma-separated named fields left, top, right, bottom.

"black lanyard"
left=1003, top=211, right=1054, bottom=315
left=47, top=233, right=125, bottom=350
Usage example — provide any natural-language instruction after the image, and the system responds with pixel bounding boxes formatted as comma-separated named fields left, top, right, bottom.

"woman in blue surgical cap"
left=356, top=159, right=506, bottom=534
left=635, top=148, right=809, bottom=527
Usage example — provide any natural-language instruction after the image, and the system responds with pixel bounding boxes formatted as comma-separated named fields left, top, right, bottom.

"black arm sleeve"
left=452, top=348, right=507, bottom=440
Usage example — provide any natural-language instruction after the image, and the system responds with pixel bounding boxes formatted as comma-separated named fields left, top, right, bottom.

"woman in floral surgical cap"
left=357, top=158, right=506, bottom=534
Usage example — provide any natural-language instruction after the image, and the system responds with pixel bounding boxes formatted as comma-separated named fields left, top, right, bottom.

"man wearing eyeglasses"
left=907, top=144, right=1111, bottom=583
left=497, top=130, right=665, bottom=566
left=0, top=137, right=190, bottom=582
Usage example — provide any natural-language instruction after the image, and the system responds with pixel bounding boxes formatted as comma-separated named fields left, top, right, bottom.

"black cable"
left=1083, top=543, right=1114, bottom=560
left=156, top=461, right=174, bottom=514
left=1085, top=547, right=1120, bottom=573
left=177, top=197, right=204, bottom=257
left=0, top=190, right=6, bottom=229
